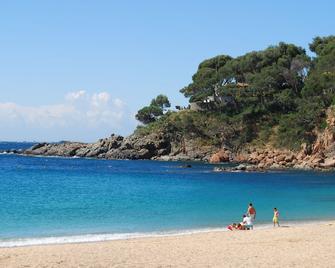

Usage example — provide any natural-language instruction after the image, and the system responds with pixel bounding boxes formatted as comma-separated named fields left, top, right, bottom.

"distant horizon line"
left=0, top=136, right=120, bottom=144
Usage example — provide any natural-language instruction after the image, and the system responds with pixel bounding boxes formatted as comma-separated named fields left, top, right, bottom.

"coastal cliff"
left=212, top=106, right=335, bottom=171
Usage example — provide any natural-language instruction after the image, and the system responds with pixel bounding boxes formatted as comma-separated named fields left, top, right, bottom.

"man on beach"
left=247, top=203, right=256, bottom=222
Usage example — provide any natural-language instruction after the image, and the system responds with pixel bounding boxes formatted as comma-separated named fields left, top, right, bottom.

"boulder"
left=256, top=154, right=265, bottom=162
left=30, top=143, right=47, bottom=151
left=234, top=154, right=247, bottom=162
left=257, top=162, right=266, bottom=169
left=269, top=163, right=282, bottom=169
left=321, top=158, right=335, bottom=168
left=284, top=154, right=295, bottom=162
left=296, top=152, right=306, bottom=161
left=235, top=164, right=247, bottom=171
left=75, top=148, right=91, bottom=157
left=264, top=159, right=274, bottom=166
left=274, top=154, right=286, bottom=162
left=209, top=149, right=230, bottom=163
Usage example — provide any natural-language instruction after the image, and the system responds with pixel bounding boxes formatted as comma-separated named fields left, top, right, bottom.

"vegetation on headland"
left=135, top=95, right=171, bottom=124
left=135, top=36, right=335, bottom=152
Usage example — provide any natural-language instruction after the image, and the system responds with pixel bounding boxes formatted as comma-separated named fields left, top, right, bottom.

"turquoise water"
left=1, top=142, right=335, bottom=246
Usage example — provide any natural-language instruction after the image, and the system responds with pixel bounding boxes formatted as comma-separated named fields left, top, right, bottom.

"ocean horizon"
left=1, top=142, right=335, bottom=247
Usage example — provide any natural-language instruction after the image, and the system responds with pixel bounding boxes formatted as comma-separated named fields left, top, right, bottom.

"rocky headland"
left=3, top=106, right=334, bottom=171
left=17, top=132, right=215, bottom=162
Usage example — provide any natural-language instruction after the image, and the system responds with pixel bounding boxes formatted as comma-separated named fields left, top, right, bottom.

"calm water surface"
left=1, top=142, right=335, bottom=244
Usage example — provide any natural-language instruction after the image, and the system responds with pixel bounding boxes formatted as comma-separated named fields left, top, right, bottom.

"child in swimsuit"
left=273, top=208, right=280, bottom=227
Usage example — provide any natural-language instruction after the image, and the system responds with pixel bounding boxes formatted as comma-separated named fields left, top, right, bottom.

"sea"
left=1, top=141, right=335, bottom=247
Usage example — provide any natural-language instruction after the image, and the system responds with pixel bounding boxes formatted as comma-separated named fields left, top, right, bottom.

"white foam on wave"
left=0, top=228, right=228, bottom=248
left=0, top=219, right=333, bottom=248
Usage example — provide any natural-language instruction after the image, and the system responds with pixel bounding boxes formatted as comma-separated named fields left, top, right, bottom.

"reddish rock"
left=265, top=159, right=274, bottom=166
left=256, top=155, right=264, bottom=162
left=267, top=153, right=275, bottom=159
left=249, top=152, right=259, bottom=159
left=275, top=155, right=286, bottom=162
left=234, top=154, right=248, bottom=162
left=304, top=155, right=311, bottom=161
left=284, top=154, right=295, bottom=162
left=296, top=152, right=306, bottom=160
left=209, top=149, right=230, bottom=163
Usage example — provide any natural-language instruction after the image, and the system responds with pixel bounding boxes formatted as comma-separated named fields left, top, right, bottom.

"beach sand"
left=0, top=222, right=334, bottom=268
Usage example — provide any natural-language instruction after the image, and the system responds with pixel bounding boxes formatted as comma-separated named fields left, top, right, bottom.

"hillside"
left=130, top=36, right=334, bottom=167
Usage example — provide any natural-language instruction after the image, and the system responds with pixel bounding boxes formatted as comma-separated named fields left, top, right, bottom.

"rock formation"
left=6, top=108, right=335, bottom=171
left=211, top=107, right=335, bottom=171
left=24, top=133, right=171, bottom=160
left=21, top=133, right=216, bottom=162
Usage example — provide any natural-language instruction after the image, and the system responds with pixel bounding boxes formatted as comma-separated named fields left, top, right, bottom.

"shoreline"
left=3, top=152, right=335, bottom=173
left=1, top=218, right=334, bottom=249
left=0, top=221, right=334, bottom=267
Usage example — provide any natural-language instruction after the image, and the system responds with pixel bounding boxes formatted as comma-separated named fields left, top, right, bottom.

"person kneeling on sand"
left=236, top=223, right=244, bottom=230
left=228, top=223, right=244, bottom=231
left=242, top=214, right=253, bottom=230
left=227, top=223, right=237, bottom=231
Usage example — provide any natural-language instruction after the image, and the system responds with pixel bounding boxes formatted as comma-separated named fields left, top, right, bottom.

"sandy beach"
left=0, top=222, right=334, bottom=268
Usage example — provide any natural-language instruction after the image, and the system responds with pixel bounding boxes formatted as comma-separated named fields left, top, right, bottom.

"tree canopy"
left=302, top=36, right=335, bottom=100
left=136, top=36, right=335, bottom=151
left=180, top=43, right=310, bottom=106
left=151, top=94, right=171, bottom=109
left=136, top=95, right=170, bottom=124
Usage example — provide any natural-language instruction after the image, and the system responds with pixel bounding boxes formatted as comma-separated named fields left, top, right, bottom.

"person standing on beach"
left=247, top=203, right=256, bottom=222
left=273, top=208, right=280, bottom=227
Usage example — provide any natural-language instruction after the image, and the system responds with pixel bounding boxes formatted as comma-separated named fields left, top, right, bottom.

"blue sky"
left=0, top=1, right=334, bottom=142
